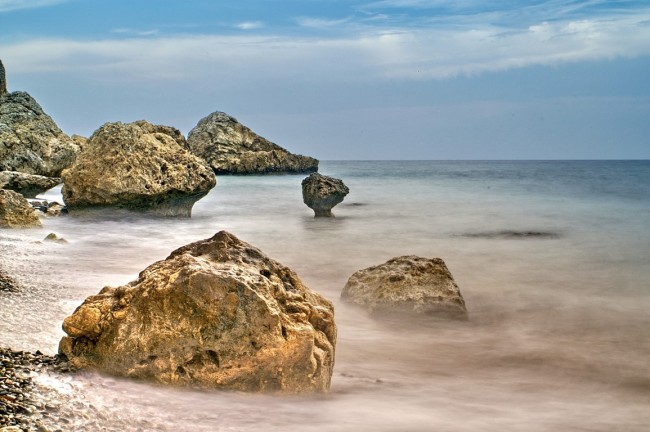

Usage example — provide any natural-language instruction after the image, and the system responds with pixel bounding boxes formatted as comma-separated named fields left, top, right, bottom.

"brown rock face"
left=301, top=173, right=349, bottom=217
left=0, top=91, right=80, bottom=177
left=59, top=231, right=337, bottom=393
left=341, top=256, right=468, bottom=320
left=0, top=171, right=60, bottom=198
left=0, top=189, right=41, bottom=228
left=61, top=121, right=216, bottom=217
left=187, top=111, right=318, bottom=174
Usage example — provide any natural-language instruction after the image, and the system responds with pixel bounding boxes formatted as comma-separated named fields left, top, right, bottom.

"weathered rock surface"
left=59, top=231, right=337, bottom=393
left=61, top=120, right=216, bottom=217
left=0, top=189, right=41, bottom=228
left=0, top=171, right=60, bottom=198
left=0, top=91, right=80, bottom=177
left=187, top=111, right=318, bottom=174
left=302, top=173, right=349, bottom=217
left=341, top=256, right=468, bottom=320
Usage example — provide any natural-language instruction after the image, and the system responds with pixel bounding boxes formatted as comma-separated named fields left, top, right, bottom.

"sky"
left=1, top=0, right=649, bottom=160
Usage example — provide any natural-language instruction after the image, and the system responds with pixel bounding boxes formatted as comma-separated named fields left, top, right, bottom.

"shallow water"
left=1, top=160, right=650, bottom=431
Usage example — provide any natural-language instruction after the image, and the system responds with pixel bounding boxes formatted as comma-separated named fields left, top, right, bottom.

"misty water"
left=1, top=160, right=650, bottom=431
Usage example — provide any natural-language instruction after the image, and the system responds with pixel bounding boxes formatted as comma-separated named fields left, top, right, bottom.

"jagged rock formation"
left=187, top=111, right=318, bottom=174
left=0, top=61, right=80, bottom=176
left=341, top=256, right=468, bottom=320
left=0, top=60, right=7, bottom=96
left=61, top=120, right=216, bottom=217
left=0, top=171, right=60, bottom=198
left=0, top=189, right=41, bottom=228
left=302, top=173, right=349, bottom=217
left=59, top=231, right=337, bottom=393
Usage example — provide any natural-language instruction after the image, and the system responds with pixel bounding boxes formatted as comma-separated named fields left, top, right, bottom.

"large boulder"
left=59, top=231, right=337, bottom=393
left=0, top=189, right=42, bottom=228
left=0, top=62, right=80, bottom=176
left=0, top=171, right=60, bottom=198
left=61, top=121, right=216, bottom=217
left=341, top=256, right=468, bottom=320
left=302, top=173, right=349, bottom=217
left=187, top=111, right=318, bottom=174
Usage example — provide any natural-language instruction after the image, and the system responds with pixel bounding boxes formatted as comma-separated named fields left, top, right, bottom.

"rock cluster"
left=0, top=269, right=18, bottom=292
left=187, top=111, right=318, bottom=174
left=61, top=121, right=216, bottom=217
left=0, top=91, right=80, bottom=177
left=29, top=199, right=66, bottom=217
left=301, top=173, right=349, bottom=217
left=0, top=189, right=41, bottom=228
left=0, top=171, right=60, bottom=198
left=341, top=255, right=468, bottom=320
left=0, top=347, right=74, bottom=431
left=59, top=231, right=337, bottom=393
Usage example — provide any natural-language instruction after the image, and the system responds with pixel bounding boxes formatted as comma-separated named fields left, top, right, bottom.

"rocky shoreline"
left=0, top=347, right=74, bottom=432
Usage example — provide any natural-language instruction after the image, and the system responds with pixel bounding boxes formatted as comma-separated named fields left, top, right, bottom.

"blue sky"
left=1, top=0, right=649, bottom=159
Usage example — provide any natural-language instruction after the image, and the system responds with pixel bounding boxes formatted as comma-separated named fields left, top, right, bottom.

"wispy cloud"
left=111, top=28, right=159, bottom=37
left=296, top=16, right=352, bottom=29
left=0, top=0, right=68, bottom=13
left=2, top=7, right=650, bottom=85
left=235, top=21, right=264, bottom=30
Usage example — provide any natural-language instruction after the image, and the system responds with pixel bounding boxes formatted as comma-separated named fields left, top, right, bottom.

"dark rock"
left=0, top=189, right=41, bottom=228
left=0, top=59, right=6, bottom=97
left=43, top=233, right=67, bottom=244
left=0, top=171, right=60, bottom=198
left=301, top=172, right=349, bottom=217
left=341, top=255, right=468, bottom=320
left=59, top=231, right=336, bottom=393
left=61, top=120, right=216, bottom=217
left=0, top=269, right=19, bottom=292
left=187, top=111, right=318, bottom=174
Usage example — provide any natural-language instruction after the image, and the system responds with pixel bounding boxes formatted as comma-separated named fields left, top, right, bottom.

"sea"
left=1, top=160, right=649, bottom=431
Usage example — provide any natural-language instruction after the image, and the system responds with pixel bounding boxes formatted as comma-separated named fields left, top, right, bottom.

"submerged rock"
left=59, top=231, right=336, bottom=393
left=187, top=111, right=318, bottom=174
left=44, top=232, right=68, bottom=243
left=341, top=255, right=468, bottom=320
left=0, top=171, right=60, bottom=198
left=0, top=61, right=80, bottom=176
left=301, top=172, right=349, bottom=217
left=0, top=269, right=19, bottom=292
left=61, top=120, right=216, bottom=217
left=0, top=189, right=41, bottom=228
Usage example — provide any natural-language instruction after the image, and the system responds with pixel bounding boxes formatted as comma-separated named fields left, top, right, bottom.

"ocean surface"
left=1, top=160, right=649, bottom=431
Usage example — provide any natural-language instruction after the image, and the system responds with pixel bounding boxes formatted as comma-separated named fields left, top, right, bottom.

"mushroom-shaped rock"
left=187, top=111, right=318, bottom=174
left=59, top=231, right=337, bottom=393
left=0, top=171, right=60, bottom=198
left=301, top=173, right=349, bottom=217
left=341, top=256, right=468, bottom=320
left=61, top=121, right=216, bottom=217
left=0, top=189, right=42, bottom=228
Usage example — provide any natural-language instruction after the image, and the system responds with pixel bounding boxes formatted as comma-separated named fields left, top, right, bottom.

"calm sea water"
left=1, top=160, right=649, bottom=431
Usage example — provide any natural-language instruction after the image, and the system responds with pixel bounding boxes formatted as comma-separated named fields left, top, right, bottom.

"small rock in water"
left=341, top=255, right=468, bottom=320
left=301, top=172, right=349, bottom=217
left=43, top=233, right=67, bottom=244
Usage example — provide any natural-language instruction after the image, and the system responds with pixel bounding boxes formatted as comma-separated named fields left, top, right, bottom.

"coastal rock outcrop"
left=59, top=231, right=337, bottom=393
left=341, top=256, right=468, bottom=320
left=187, top=111, right=318, bottom=174
left=0, top=189, right=42, bottom=228
left=302, top=173, right=349, bottom=217
left=61, top=121, right=216, bottom=217
left=0, top=171, right=60, bottom=198
left=0, top=63, right=80, bottom=176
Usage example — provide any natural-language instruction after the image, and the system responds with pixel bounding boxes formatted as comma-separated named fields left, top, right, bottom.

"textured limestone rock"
left=61, top=121, right=216, bottom=217
left=187, top=111, right=318, bottom=174
left=0, top=171, right=60, bottom=198
left=0, top=189, right=42, bottom=228
left=0, top=91, right=80, bottom=177
left=302, top=173, right=349, bottom=217
left=59, top=231, right=337, bottom=393
left=341, top=256, right=468, bottom=320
